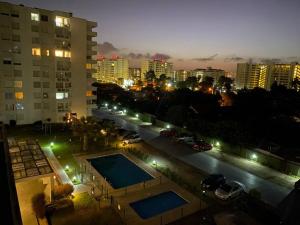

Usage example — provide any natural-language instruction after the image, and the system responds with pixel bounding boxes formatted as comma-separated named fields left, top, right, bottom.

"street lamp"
left=104, top=103, right=108, bottom=107
left=113, top=106, right=117, bottom=110
left=251, top=153, right=257, bottom=160
left=135, top=113, right=139, bottom=118
left=123, top=109, right=127, bottom=114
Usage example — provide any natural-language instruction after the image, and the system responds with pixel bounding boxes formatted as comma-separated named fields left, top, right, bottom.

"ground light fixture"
left=216, top=141, right=220, bottom=147
left=135, top=113, right=139, bottom=118
left=105, top=103, right=108, bottom=107
left=251, top=153, right=257, bottom=160
left=72, top=176, right=77, bottom=182
left=152, top=160, right=157, bottom=166
left=113, top=106, right=117, bottom=110
left=65, top=165, right=69, bottom=171
left=166, top=124, right=170, bottom=129
left=50, top=142, right=54, bottom=147
left=123, top=109, right=127, bottom=114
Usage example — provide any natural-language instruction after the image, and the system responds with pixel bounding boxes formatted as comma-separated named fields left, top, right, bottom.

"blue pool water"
left=88, top=154, right=153, bottom=189
left=130, top=191, right=188, bottom=219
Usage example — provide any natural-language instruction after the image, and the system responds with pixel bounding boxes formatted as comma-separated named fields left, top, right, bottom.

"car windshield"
left=220, top=183, right=232, bottom=192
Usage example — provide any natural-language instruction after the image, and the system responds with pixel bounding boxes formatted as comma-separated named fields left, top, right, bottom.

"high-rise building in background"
left=172, top=70, right=190, bottom=82
left=141, top=59, right=173, bottom=80
left=191, top=67, right=225, bottom=83
left=96, top=56, right=129, bottom=84
left=236, top=63, right=299, bottom=90
left=0, top=2, right=97, bottom=124
left=129, top=67, right=141, bottom=82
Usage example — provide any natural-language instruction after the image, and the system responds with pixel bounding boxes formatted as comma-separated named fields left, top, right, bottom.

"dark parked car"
left=160, top=128, right=178, bottom=137
left=192, top=140, right=213, bottom=151
left=201, top=174, right=226, bottom=191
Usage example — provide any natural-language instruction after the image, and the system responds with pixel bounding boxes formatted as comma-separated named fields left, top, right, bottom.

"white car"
left=215, top=181, right=245, bottom=200
left=124, top=134, right=142, bottom=144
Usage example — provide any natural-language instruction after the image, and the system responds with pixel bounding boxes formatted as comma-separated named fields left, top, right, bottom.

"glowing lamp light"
left=123, top=109, right=127, bottom=114
left=72, top=176, right=77, bottom=181
left=65, top=165, right=69, bottom=171
left=216, top=141, right=220, bottom=147
left=251, top=153, right=257, bottom=160
left=166, top=124, right=170, bottom=129
left=50, top=142, right=54, bottom=147
left=113, top=106, right=117, bottom=110
left=167, top=83, right=172, bottom=87
left=152, top=160, right=157, bottom=166
left=104, top=103, right=108, bottom=107
left=135, top=113, right=139, bottom=118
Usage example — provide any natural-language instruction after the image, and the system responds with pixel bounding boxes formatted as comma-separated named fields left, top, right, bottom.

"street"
left=93, top=109, right=292, bottom=207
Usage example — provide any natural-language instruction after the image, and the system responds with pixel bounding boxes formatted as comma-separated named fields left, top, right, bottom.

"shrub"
left=32, top=193, right=46, bottom=219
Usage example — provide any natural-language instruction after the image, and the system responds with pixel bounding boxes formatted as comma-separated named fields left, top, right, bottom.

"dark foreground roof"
left=0, top=124, right=22, bottom=225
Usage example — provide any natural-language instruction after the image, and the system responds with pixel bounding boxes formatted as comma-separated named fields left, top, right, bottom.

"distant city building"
left=0, top=2, right=97, bottom=124
left=173, top=70, right=190, bottom=82
left=191, top=67, right=225, bottom=83
left=236, top=63, right=299, bottom=90
left=141, top=59, right=173, bottom=80
left=129, top=67, right=141, bottom=82
left=96, top=56, right=129, bottom=83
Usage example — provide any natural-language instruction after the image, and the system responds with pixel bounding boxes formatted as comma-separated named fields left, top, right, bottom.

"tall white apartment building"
left=0, top=2, right=97, bottom=124
left=141, top=60, right=173, bottom=80
left=192, top=67, right=225, bottom=83
left=96, top=57, right=129, bottom=83
left=236, top=63, right=298, bottom=90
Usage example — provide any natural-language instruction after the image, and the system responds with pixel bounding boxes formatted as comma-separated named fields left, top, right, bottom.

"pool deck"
left=75, top=150, right=205, bottom=225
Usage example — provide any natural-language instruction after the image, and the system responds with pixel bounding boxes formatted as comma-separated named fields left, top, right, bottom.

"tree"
left=54, top=183, right=74, bottom=199
left=199, top=76, right=214, bottom=93
left=185, top=76, right=198, bottom=90
left=32, top=193, right=46, bottom=225
left=145, top=70, right=156, bottom=83
left=217, top=76, right=234, bottom=92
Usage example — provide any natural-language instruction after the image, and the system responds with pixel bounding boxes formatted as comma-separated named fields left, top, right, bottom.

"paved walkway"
left=43, top=147, right=91, bottom=194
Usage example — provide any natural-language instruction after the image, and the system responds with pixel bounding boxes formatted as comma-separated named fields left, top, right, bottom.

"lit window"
left=14, top=81, right=22, bottom=88
left=56, top=93, right=64, bottom=99
left=31, top=13, right=39, bottom=21
left=86, top=63, right=92, bottom=69
left=32, top=48, right=41, bottom=56
left=55, top=50, right=63, bottom=57
left=55, top=16, right=69, bottom=27
left=15, top=92, right=23, bottom=100
left=86, top=91, right=93, bottom=97
left=64, top=51, right=71, bottom=58
left=46, top=50, right=50, bottom=56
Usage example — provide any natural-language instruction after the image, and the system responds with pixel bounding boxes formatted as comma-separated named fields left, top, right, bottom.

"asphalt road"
left=93, top=109, right=292, bottom=207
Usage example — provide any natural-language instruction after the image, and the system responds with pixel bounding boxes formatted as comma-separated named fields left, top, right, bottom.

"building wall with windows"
left=0, top=2, right=97, bottom=124
left=236, top=63, right=298, bottom=90
left=141, top=60, right=173, bottom=80
left=95, top=57, right=129, bottom=83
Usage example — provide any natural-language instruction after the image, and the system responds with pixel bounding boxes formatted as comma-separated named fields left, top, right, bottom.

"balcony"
left=87, top=30, right=97, bottom=37
left=87, top=21, right=97, bottom=28
left=87, top=40, right=97, bottom=46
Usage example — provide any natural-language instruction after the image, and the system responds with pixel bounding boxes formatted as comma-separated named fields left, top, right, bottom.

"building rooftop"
left=8, top=138, right=53, bottom=180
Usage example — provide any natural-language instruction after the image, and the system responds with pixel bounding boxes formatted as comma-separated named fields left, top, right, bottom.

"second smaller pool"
left=130, top=191, right=188, bottom=219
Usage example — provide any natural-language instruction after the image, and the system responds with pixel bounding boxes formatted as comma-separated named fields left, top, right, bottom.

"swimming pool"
left=130, top=191, right=188, bottom=219
left=88, top=154, right=153, bottom=189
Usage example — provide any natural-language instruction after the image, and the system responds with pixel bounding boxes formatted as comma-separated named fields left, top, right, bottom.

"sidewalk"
left=207, top=148, right=298, bottom=189
left=43, top=147, right=91, bottom=194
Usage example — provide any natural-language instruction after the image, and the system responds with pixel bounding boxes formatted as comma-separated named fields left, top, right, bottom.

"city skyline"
left=8, top=0, right=300, bottom=73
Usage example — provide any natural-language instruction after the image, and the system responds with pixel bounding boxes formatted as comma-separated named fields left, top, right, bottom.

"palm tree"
left=32, top=193, right=46, bottom=225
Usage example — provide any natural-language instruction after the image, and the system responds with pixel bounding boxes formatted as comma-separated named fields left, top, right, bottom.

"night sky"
left=8, top=0, right=300, bottom=72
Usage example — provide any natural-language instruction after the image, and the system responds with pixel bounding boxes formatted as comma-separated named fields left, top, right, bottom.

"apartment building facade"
left=236, top=63, right=299, bottom=90
left=191, top=67, right=225, bottom=83
left=141, top=59, right=173, bottom=80
left=0, top=2, right=97, bottom=124
left=96, top=56, right=129, bottom=83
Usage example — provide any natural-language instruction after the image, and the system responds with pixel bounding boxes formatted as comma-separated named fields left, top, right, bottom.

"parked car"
left=215, top=181, right=245, bottom=200
left=123, top=134, right=142, bottom=144
left=192, top=140, right=212, bottom=151
left=160, top=128, right=177, bottom=137
left=176, top=135, right=194, bottom=143
left=201, top=174, right=226, bottom=191
left=122, top=131, right=137, bottom=140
